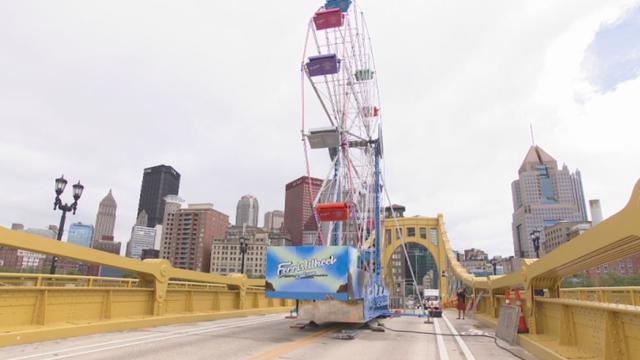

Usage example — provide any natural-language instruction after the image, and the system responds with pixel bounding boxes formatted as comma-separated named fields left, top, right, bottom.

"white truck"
left=423, top=289, right=442, bottom=317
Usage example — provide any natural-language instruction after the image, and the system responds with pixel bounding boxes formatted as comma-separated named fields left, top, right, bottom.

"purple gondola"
left=306, top=54, right=341, bottom=77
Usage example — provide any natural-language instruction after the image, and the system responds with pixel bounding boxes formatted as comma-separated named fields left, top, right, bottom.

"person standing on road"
left=456, top=288, right=466, bottom=319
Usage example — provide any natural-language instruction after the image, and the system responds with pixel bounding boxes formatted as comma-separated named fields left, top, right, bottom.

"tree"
left=561, top=273, right=593, bottom=288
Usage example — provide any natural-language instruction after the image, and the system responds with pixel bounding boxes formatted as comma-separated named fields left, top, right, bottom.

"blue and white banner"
left=266, top=246, right=357, bottom=301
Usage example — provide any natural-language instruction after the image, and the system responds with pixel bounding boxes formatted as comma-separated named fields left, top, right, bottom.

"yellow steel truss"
left=0, top=228, right=292, bottom=347
left=380, top=180, right=640, bottom=359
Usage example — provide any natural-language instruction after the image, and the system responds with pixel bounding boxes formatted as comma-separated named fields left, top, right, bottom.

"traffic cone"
left=515, top=288, right=529, bottom=333
left=505, top=289, right=511, bottom=305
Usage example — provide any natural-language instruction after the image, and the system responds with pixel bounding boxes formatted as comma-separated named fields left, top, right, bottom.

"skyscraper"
left=263, top=210, right=284, bottom=231
left=92, top=190, right=117, bottom=246
left=160, top=203, right=229, bottom=272
left=235, top=195, right=259, bottom=227
left=67, top=223, right=94, bottom=248
left=283, top=176, right=323, bottom=246
left=126, top=226, right=156, bottom=260
left=570, top=170, right=588, bottom=221
left=125, top=210, right=156, bottom=260
left=511, top=146, right=585, bottom=258
left=137, top=165, right=181, bottom=228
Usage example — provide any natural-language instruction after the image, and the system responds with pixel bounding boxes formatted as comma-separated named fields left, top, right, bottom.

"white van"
left=423, top=289, right=442, bottom=317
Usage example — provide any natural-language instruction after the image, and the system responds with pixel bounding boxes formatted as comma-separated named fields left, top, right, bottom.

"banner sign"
left=266, top=246, right=357, bottom=301
left=363, top=276, right=390, bottom=320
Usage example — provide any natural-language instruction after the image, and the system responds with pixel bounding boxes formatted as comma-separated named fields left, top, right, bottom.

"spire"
left=530, top=123, right=535, bottom=146
left=100, top=189, right=117, bottom=207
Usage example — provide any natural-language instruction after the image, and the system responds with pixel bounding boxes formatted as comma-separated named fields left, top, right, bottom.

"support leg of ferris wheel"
left=374, top=141, right=382, bottom=281
left=332, top=150, right=342, bottom=246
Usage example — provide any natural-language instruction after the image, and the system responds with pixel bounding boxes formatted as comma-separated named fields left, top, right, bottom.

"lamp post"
left=530, top=229, right=541, bottom=259
left=239, top=236, right=249, bottom=274
left=50, top=175, right=84, bottom=274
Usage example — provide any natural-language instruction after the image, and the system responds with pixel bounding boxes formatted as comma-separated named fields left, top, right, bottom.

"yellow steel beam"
left=0, top=224, right=288, bottom=348
left=0, top=227, right=257, bottom=287
left=526, top=180, right=640, bottom=280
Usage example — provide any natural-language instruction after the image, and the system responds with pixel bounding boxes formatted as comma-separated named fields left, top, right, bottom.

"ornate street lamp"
left=239, top=236, right=249, bottom=274
left=50, top=175, right=84, bottom=274
left=530, top=229, right=541, bottom=259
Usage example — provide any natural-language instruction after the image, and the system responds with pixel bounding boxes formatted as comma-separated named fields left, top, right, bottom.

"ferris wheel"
left=301, top=0, right=384, bottom=251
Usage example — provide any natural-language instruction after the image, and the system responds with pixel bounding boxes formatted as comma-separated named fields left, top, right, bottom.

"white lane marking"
left=432, top=319, right=450, bottom=360
left=8, top=315, right=282, bottom=360
left=441, top=313, right=477, bottom=360
left=33, top=317, right=283, bottom=360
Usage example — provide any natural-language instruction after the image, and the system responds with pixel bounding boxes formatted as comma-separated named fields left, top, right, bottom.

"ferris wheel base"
left=265, top=245, right=390, bottom=322
left=298, top=298, right=389, bottom=323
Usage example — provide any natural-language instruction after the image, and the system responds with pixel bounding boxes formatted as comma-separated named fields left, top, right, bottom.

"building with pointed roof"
left=92, top=190, right=117, bottom=246
left=511, top=146, right=587, bottom=258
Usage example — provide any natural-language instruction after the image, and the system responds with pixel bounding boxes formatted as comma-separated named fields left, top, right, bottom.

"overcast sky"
left=1, top=1, right=639, bottom=257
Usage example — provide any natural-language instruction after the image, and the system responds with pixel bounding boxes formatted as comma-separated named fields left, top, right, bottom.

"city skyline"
left=1, top=2, right=639, bottom=257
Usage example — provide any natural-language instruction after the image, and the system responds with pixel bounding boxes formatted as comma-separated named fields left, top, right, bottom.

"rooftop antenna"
left=529, top=123, right=536, bottom=146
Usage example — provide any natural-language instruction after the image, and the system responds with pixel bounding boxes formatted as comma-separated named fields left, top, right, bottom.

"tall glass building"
left=137, top=165, right=181, bottom=228
left=404, top=243, right=438, bottom=296
left=235, top=195, right=259, bottom=227
left=68, top=223, right=94, bottom=248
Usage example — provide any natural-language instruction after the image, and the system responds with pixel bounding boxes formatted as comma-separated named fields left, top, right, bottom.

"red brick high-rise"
left=283, top=176, right=323, bottom=246
left=161, top=203, right=229, bottom=272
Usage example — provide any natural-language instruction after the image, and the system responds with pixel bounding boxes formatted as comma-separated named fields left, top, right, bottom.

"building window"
left=603, top=264, right=608, bottom=273
left=407, top=228, right=415, bottom=237
left=420, top=227, right=427, bottom=239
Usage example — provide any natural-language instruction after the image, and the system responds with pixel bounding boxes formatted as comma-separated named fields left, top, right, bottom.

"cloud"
left=582, top=6, right=640, bottom=93
left=1, top=0, right=639, bottom=260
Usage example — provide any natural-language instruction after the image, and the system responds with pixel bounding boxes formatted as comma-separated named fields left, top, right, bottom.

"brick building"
left=160, top=203, right=229, bottom=272
left=283, top=176, right=323, bottom=246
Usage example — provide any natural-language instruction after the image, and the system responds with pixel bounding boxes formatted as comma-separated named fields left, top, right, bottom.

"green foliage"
left=594, top=272, right=640, bottom=287
left=0, top=266, right=42, bottom=274
left=62, top=270, right=84, bottom=276
left=122, top=272, right=139, bottom=279
left=561, top=272, right=640, bottom=288
left=561, top=273, right=593, bottom=288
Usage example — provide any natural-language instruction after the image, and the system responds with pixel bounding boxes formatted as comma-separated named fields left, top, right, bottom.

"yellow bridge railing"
left=0, top=228, right=292, bottom=347
left=560, top=286, right=640, bottom=306
left=440, top=179, right=640, bottom=360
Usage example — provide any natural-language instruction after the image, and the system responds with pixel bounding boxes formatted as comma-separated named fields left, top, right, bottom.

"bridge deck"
left=0, top=309, right=534, bottom=360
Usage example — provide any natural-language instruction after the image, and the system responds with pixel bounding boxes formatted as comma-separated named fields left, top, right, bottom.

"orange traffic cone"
left=515, top=288, right=529, bottom=333
left=505, top=289, right=511, bottom=305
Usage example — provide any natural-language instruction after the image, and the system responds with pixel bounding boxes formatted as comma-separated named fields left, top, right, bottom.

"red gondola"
left=313, top=8, right=344, bottom=30
left=316, top=202, right=351, bottom=221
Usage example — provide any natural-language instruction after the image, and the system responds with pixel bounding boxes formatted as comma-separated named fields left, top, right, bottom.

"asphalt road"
left=0, top=310, right=535, bottom=360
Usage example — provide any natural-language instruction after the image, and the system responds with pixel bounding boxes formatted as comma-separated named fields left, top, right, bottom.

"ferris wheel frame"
left=302, top=1, right=384, bottom=255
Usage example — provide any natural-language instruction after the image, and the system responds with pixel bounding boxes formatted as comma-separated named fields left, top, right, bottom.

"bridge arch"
left=382, top=215, right=451, bottom=304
